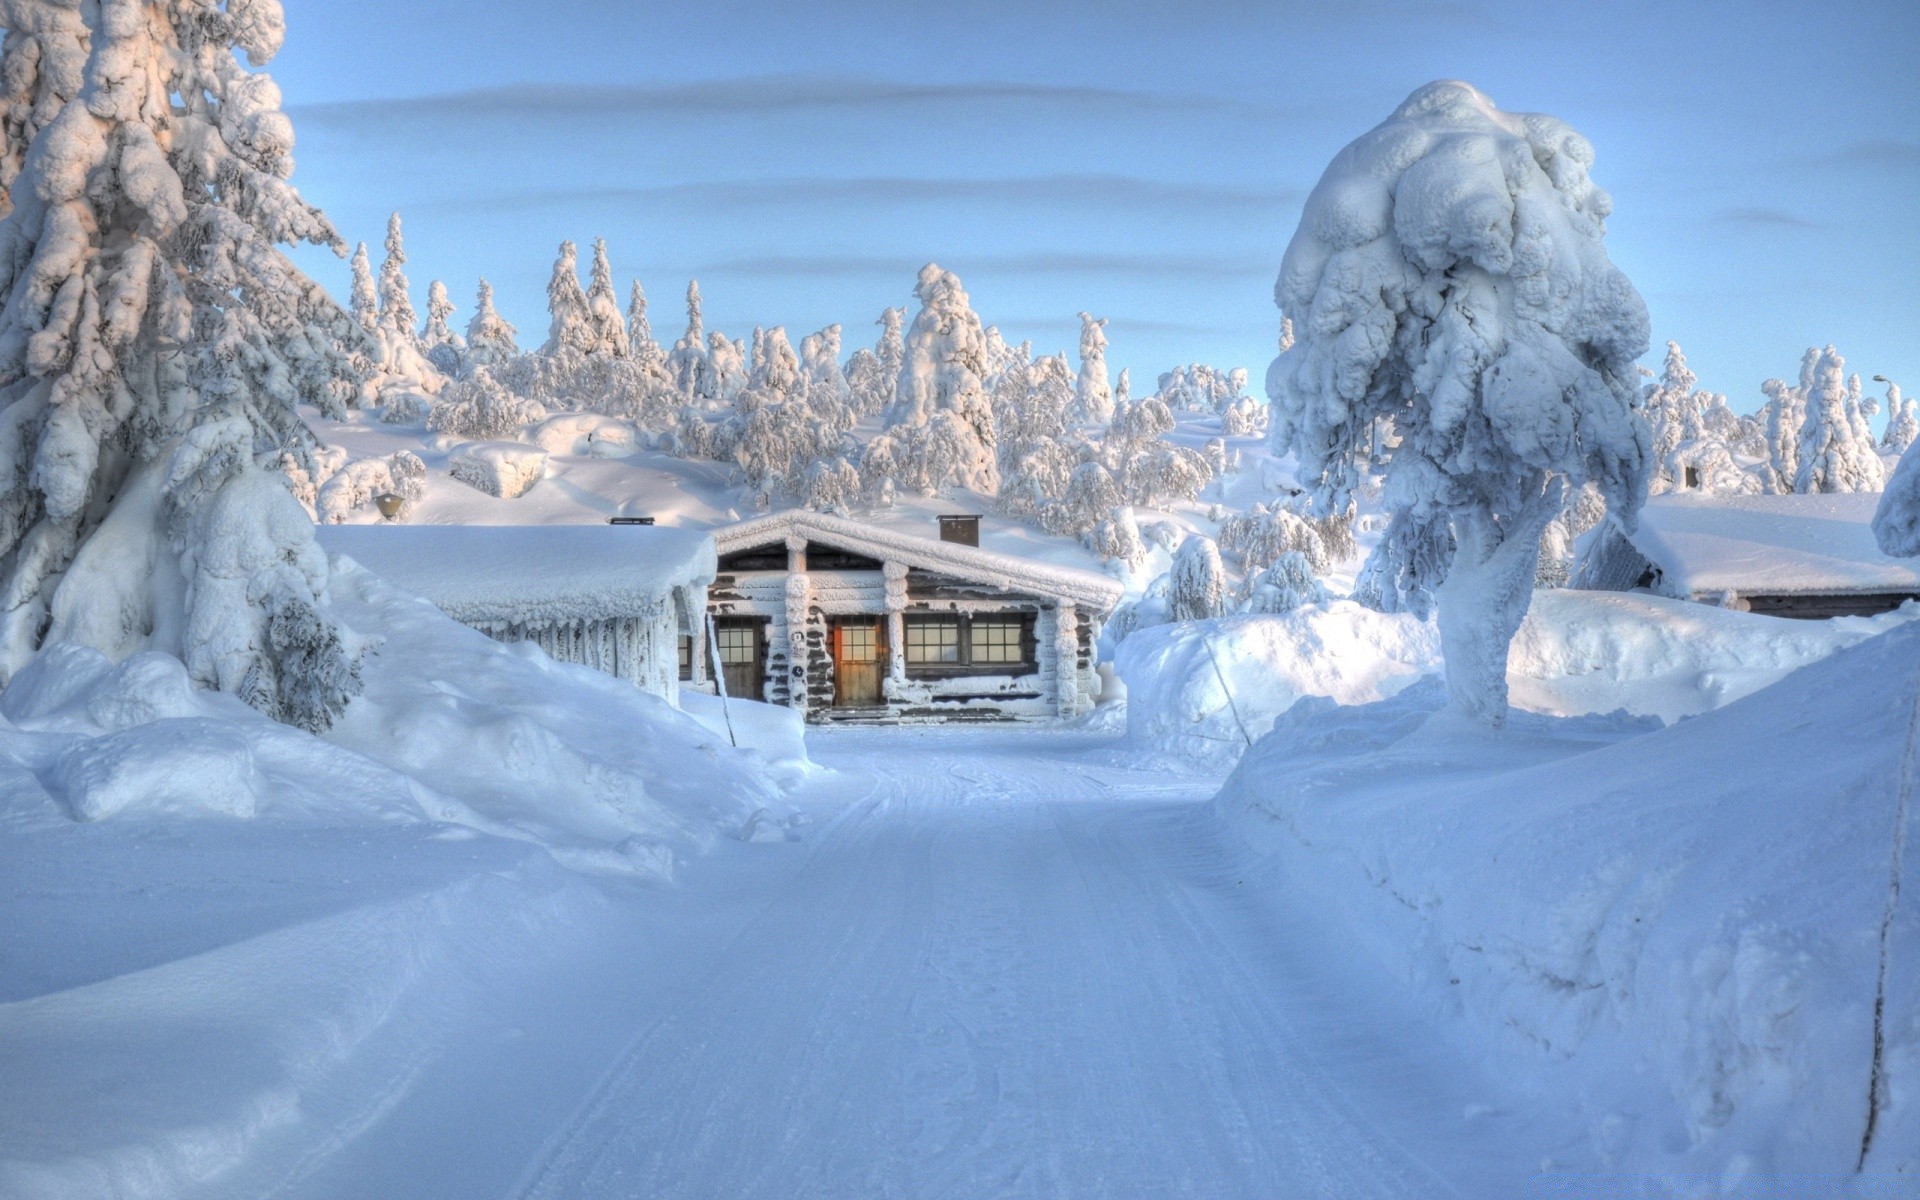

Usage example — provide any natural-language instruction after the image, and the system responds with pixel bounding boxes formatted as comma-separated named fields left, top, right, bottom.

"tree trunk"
left=1433, top=481, right=1565, bottom=727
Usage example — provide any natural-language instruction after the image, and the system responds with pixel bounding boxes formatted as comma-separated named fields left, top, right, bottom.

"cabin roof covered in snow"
left=1624, top=492, right=1920, bottom=597
left=317, top=524, right=716, bottom=627
left=714, top=510, right=1125, bottom=613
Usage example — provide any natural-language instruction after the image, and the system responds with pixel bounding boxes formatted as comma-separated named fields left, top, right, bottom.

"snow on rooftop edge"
left=713, top=509, right=1125, bottom=612
left=1626, top=492, right=1920, bottom=596
left=316, top=524, right=716, bottom=627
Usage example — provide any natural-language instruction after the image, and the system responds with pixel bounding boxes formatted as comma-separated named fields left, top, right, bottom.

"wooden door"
left=833, top=618, right=885, bottom=707
left=713, top=618, right=764, bottom=701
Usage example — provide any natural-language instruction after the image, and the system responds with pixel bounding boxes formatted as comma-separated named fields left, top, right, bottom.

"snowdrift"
left=1212, top=623, right=1920, bottom=1177
left=1119, top=590, right=1917, bottom=762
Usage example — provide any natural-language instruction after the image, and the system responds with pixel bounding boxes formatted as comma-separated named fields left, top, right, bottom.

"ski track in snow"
left=508, top=730, right=1469, bottom=1200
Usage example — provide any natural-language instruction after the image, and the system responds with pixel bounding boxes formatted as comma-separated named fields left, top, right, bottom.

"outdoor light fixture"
left=373, top=492, right=405, bottom=520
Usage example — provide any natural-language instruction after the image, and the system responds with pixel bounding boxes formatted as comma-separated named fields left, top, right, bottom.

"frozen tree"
left=315, top=449, right=425, bottom=524
left=1046, top=460, right=1122, bottom=538
left=800, top=323, right=849, bottom=410
left=347, top=240, right=377, bottom=334
left=1874, top=443, right=1920, bottom=557
left=1762, top=348, right=1817, bottom=492
left=0, top=0, right=368, bottom=729
left=1642, top=341, right=1695, bottom=493
left=583, top=237, right=626, bottom=357
left=888, top=264, right=997, bottom=494
left=802, top=455, right=862, bottom=514
left=1165, top=535, right=1227, bottom=621
left=1882, top=378, right=1917, bottom=454
left=668, top=279, right=708, bottom=397
left=0, top=2, right=84, bottom=217
left=541, top=240, right=591, bottom=356
left=1243, top=550, right=1328, bottom=615
left=1088, top=504, right=1145, bottom=566
left=1072, top=311, right=1112, bottom=425
left=858, top=431, right=903, bottom=507
left=627, top=279, right=666, bottom=370
left=1268, top=81, right=1650, bottom=724
left=1794, top=345, right=1885, bottom=493
left=1218, top=504, right=1330, bottom=575
left=376, top=212, right=416, bottom=347
left=706, top=330, right=745, bottom=400
left=421, top=279, right=457, bottom=350
left=464, top=278, right=518, bottom=371
left=428, top=367, right=546, bottom=440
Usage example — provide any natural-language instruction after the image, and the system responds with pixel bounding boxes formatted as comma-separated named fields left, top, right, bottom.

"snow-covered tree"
left=1218, top=504, right=1329, bottom=575
left=1642, top=341, right=1695, bottom=493
left=541, top=240, right=591, bottom=357
left=1882, top=378, right=1917, bottom=454
left=706, top=330, right=745, bottom=401
left=1087, top=504, right=1144, bottom=566
left=422, top=279, right=457, bottom=350
left=1794, top=345, right=1885, bottom=493
left=376, top=212, right=416, bottom=347
left=1875, top=443, right=1920, bottom=557
left=668, top=279, right=708, bottom=398
left=428, top=367, right=546, bottom=440
left=348, top=241, right=377, bottom=334
left=0, top=2, right=84, bottom=218
left=1762, top=348, right=1817, bottom=492
left=1072, top=311, right=1112, bottom=425
left=583, top=237, right=626, bottom=357
left=888, top=264, right=997, bottom=494
left=627, top=279, right=665, bottom=370
left=800, top=323, right=848, bottom=411
left=464, top=278, right=518, bottom=371
left=0, top=0, right=368, bottom=729
left=1243, top=550, right=1327, bottom=615
left=1046, top=460, right=1121, bottom=538
left=1165, top=535, right=1227, bottom=621
left=1268, top=81, right=1650, bottom=724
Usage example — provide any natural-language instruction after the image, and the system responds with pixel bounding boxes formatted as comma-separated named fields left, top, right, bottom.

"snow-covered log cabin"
left=698, top=511, right=1123, bottom=723
left=1573, top=492, right=1920, bottom=618
left=317, top=524, right=714, bottom=702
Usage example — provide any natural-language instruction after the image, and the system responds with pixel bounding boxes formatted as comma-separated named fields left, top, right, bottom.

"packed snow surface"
left=316, top=523, right=715, bottom=626
left=1117, top=588, right=1917, bottom=760
left=1631, top=491, right=1920, bottom=596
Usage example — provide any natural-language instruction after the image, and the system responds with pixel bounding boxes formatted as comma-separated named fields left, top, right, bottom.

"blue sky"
left=274, top=0, right=1918, bottom=414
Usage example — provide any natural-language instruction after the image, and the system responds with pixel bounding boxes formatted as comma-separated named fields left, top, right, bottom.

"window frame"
left=902, top=610, right=1038, bottom=678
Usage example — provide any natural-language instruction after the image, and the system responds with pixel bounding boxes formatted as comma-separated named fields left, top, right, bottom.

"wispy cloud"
left=293, top=75, right=1282, bottom=126
left=1712, top=206, right=1822, bottom=230
left=407, top=175, right=1304, bottom=217
left=698, top=252, right=1274, bottom=281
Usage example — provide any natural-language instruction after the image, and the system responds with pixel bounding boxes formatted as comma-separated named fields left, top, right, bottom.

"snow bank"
left=1119, top=590, right=1916, bottom=761
left=1628, top=491, right=1920, bottom=598
left=530, top=412, right=639, bottom=458
left=449, top=441, right=548, bottom=499
left=1212, top=624, right=1920, bottom=1176
left=680, top=691, right=812, bottom=787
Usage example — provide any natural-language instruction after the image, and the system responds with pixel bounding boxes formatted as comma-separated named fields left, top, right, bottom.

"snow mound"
left=1119, top=590, right=1918, bottom=761
left=1213, top=623, right=1920, bottom=1175
left=530, top=412, right=639, bottom=458
left=449, top=441, right=548, bottom=499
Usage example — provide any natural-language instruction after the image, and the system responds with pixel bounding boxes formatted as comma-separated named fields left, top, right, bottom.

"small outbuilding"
left=317, top=523, right=714, bottom=702
left=698, top=510, right=1124, bottom=723
left=1574, top=491, right=1920, bottom=618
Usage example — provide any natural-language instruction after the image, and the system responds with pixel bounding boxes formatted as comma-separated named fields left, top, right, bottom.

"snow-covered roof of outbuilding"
left=1625, top=492, right=1920, bottom=597
left=714, top=510, right=1125, bottom=614
left=317, top=524, right=716, bottom=627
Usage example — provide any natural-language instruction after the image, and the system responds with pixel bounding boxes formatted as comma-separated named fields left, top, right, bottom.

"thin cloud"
left=1813, top=139, right=1920, bottom=169
left=407, top=175, right=1305, bottom=217
left=293, top=76, right=1282, bottom=126
left=1712, top=206, right=1822, bottom=230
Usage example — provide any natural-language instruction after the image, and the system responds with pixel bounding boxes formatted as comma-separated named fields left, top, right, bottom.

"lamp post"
left=373, top=492, right=404, bottom=521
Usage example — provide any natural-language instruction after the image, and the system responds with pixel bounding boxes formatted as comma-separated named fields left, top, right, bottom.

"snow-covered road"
left=479, top=728, right=1543, bottom=1200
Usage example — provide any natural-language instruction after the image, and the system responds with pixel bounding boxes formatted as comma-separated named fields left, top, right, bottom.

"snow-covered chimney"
left=938, top=515, right=980, bottom=546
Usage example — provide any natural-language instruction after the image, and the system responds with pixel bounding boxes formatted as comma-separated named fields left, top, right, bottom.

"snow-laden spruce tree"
left=376, top=212, right=417, bottom=348
left=627, top=279, right=666, bottom=371
left=1794, top=345, right=1885, bottom=493
left=1072, top=311, right=1112, bottom=425
left=1883, top=379, right=1917, bottom=454
left=668, top=279, right=708, bottom=398
left=1166, top=535, right=1227, bottom=621
left=0, top=2, right=84, bottom=217
left=420, top=278, right=461, bottom=376
left=1761, top=349, right=1816, bottom=492
left=800, top=323, right=848, bottom=412
left=347, top=241, right=377, bottom=335
left=464, top=278, right=518, bottom=372
left=583, top=237, right=626, bottom=357
left=1642, top=341, right=1695, bottom=493
left=888, top=263, right=997, bottom=494
left=0, top=0, right=367, bottom=729
left=541, top=240, right=591, bottom=356
left=1269, top=81, right=1650, bottom=724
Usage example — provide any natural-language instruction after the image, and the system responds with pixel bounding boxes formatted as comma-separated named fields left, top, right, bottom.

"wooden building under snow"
left=317, top=523, right=713, bottom=703
left=688, top=511, right=1124, bottom=723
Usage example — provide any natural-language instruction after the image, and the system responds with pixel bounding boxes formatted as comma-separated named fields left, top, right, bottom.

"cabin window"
left=905, top=616, right=961, bottom=665
left=716, top=623, right=759, bottom=664
left=678, top=634, right=693, bottom=681
left=904, top=612, right=1036, bottom=676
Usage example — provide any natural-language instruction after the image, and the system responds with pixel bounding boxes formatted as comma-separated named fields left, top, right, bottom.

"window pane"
left=840, top=623, right=879, bottom=663
left=905, top=618, right=959, bottom=664
left=970, top=618, right=1025, bottom=664
left=718, top=626, right=757, bottom=664
left=678, top=635, right=693, bottom=679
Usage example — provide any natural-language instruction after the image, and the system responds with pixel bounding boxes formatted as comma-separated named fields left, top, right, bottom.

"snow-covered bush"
left=1874, top=442, right=1920, bottom=557
left=1243, top=551, right=1328, bottom=614
left=428, top=368, right=548, bottom=440
left=1218, top=503, right=1329, bottom=575
left=1046, top=460, right=1122, bottom=538
left=529, top=413, right=638, bottom=458
left=316, top=451, right=426, bottom=524
left=1087, top=504, right=1145, bottom=566
left=449, top=442, right=548, bottom=500
left=1165, top=535, right=1228, bottom=621
left=1267, top=81, right=1650, bottom=724
left=0, top=0, right=370, bottom=730
left=1794, top=344, right=1885, bottom=493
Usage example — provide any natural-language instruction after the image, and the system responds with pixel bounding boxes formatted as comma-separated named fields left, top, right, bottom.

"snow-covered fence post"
left=1267, top=81, right=1650, bottom=726
left=883, top=561, right=908, bottom=687
left=1055, top=603, right=1081, bottom=718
